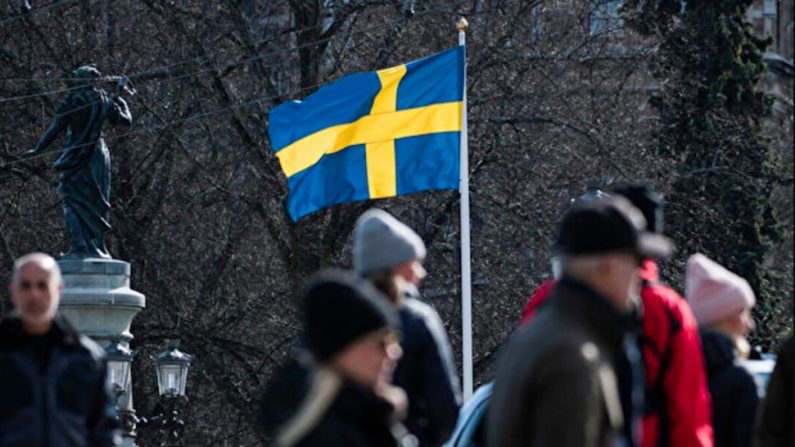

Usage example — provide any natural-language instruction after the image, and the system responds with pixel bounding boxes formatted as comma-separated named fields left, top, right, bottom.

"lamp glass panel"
left=179, top=365, right=189, bottom=395
left=158, top=365, right=182, bottom=396
left=107, top=359, right=130, bottom=391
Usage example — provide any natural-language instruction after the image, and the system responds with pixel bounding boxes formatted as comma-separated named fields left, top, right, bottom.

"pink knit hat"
left=686, top=253, right=756, bottom=326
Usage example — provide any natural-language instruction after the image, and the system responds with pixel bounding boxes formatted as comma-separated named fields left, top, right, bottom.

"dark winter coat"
left=0, top=316, right=122, bottom=447
left=752, top=335, right=793, bottom=447
left=393, top=296, right=461, bottom=446
left=519, top=261, right=714, bottom=447
left=259, top=356, right=415, bottom=447
left=488, top=277, right=644, bottom=447
left=700, top=329, right=759, bottom=447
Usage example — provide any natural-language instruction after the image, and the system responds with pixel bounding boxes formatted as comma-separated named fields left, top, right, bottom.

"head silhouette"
left=70, top=65, right=101, bottom=88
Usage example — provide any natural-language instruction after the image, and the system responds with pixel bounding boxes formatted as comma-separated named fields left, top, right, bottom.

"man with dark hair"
left=0, top=253, right=121, bottom=446
left=489, top=196, right=671, bottom=447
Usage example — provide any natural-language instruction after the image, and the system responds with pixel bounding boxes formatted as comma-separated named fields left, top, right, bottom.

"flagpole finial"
left=456, top=17, right=469, bottom=32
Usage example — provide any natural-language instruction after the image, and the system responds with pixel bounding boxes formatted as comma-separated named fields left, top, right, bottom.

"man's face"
left=11, top=263, right=61, bottom=326
left=604, top=252, right=642, bottom=312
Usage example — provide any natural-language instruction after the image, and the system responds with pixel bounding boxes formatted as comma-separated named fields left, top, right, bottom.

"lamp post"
left=136, top=339, right=193, bottom=445
left=106, top=341, right=134, bottom=398
left=155, top=339, right=193, bottom=397
left=58, top=258, right=146, bottom=447
left=51, top=256, right=195, bottom=443
left=105, top=341, right=139, bottom=438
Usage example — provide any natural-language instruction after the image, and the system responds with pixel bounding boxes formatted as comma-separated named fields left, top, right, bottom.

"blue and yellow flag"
left=269, top=47, right=464, bottom=221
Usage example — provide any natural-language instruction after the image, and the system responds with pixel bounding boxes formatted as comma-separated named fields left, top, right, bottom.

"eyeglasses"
left=17, top=280, right=49, bottom=292
left=364, top=330, right=400, bottom=351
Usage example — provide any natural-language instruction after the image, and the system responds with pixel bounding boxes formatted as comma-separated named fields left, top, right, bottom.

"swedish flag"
left=269, top=47, right=464, bottom=221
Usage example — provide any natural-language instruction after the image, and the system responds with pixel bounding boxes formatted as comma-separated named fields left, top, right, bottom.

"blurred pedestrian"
left=353, top=208, right=461, bottom=447
left=489, top=196, right=672, bottom=447
left=518, top=185, right=714, bottom=447
left=753, top=334, right=793, bottom=447
left=687, top=254, right=759, bottom=447
left=0, top=253, right=122, bottom=446
left=616, top=185, right=714, bottom=447
left=259, top=270, right=414, bottom=447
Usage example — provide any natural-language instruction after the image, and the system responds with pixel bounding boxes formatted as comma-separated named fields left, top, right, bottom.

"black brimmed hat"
left=553, top=196, right=673, bottom=258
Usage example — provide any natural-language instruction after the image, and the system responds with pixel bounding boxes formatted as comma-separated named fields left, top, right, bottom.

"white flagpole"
left=457, top=17, right=473, bottom=402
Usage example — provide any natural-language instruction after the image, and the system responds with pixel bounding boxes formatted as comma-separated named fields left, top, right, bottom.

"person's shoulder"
left=74, top=334, right=106, bottom=362
left=642, top=281, right=684, bottom=307
left=642, top=281, right=700, bottom=329
left=511, top=313, right=594, bottom=363
left=497, top=324, right=603, bottom=394
left=0, top=317, right=24, bottom=350
left=731, top=362, right=758, bottom=384
left=397, top=300, right=427, bottom=331
left=400, top=297, right=445, bottom=335
left=729, top=363, right=760, bottom=402
left=401, top=296, right=438, bottom=320
left=52, top=317, right=104, bottom=359
left=710, top=358, right=756, bottom=391
left=493, top=320, right=604, bottom=400
left=261, top=356, right=314, bottom=429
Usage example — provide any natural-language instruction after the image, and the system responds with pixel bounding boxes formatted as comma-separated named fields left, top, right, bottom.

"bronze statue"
left=25, top=65, right=132, bottom=259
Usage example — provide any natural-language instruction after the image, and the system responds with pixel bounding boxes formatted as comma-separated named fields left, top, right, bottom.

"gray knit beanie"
left=353, top=209, right=427, bottom=276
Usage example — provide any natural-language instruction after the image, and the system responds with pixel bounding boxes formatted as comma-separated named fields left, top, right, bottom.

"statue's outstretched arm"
left=26, top=109, right=66, bottom=157
left=109, top=96, right=132, bottom=127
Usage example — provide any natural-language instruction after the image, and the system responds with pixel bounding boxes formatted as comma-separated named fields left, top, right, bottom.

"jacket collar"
left=0, top=315, right=82, bottom=350
left=699, top=328, right=737, bottom=373
left=270, top=358, right=397, bottom=446
left=332, top=377, right=396, bottom=423
left=550, top=277, right=640, bottom=346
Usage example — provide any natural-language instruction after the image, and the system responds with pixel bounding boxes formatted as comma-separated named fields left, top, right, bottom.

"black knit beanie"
left=303, top=269, right=400, bottom=363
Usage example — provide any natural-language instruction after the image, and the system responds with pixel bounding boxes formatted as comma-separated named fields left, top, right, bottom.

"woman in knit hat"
left=686, top=253, right=759, bottom=447
left=259, top=269, right=416, bottom=447
left=352, top=208, right=461, bottom=447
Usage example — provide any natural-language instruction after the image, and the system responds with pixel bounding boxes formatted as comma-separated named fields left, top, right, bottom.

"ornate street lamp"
left=137, top=339, right=194, bottom=445
left=57, top=258, right=145, bottom=447
left=155, top=339, right=192, bottom=397
left=105, top=341, right=134, bottom=398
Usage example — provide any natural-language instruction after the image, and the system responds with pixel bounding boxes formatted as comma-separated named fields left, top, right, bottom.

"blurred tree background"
left=1, top=0, right=791, bottom=445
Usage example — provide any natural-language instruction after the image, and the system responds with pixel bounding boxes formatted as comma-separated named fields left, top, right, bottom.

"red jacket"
left=518, top=261, right=714, bottom=447
left=518, top=278, right=555, bottom=326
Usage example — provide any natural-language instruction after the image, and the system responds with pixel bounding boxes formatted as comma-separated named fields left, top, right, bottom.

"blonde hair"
left=368, top=270, right=406, bottom=307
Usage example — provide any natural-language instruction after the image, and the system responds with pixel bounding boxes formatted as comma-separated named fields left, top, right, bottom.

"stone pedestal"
left=58, top=258, right=145, bottom=447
